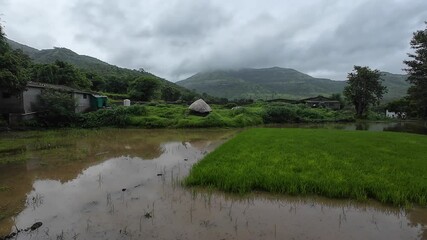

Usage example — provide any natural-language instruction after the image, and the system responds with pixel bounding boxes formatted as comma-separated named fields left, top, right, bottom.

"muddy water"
left=0, top=128, right=426, bottom=240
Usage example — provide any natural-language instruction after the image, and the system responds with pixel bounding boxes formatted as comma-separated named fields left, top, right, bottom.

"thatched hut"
left=189, top=99, right=212, bottom=114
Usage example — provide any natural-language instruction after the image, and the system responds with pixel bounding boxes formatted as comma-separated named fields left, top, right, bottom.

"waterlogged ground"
left=0, top=126, right=426, bottom=239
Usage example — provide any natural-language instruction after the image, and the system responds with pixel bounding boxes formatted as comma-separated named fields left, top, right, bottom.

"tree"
left=105, top=76, right=129, bottom=93
left=85, top=72, right=106, bottom=91
left=30, top=61, right=91, bottom=90
left=129, top=76, right=161, bottom=101
left=0, top=23, right=31, bottom=94
left=387, top=97, right=411, bottom=115
left=344, top=66, right=387, bottom=118
left=161, top=85, right=181, bottom=102
left=403, top=22, right=427, bottom=118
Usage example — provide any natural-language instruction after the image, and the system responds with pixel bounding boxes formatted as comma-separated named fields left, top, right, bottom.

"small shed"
left=91, top=94, right=108, bottom=109
left=189, top=99, right=212, bottom=114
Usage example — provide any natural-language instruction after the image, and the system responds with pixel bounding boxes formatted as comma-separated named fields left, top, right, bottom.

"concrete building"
left=0, top=82, right=107, bottom=122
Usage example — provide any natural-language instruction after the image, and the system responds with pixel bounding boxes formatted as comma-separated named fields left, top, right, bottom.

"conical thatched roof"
left=189, top=99, right=212, bottom=113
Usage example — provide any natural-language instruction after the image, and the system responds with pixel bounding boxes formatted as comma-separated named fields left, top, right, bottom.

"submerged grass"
left=185, top=128, right=427, bottom=206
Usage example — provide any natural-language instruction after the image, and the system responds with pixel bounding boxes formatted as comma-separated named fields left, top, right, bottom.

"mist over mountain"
left=177, top=67, right=409, bottom=101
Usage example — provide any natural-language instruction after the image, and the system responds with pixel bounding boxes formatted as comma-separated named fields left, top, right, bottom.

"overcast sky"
left=1, top=0, right=426, bottom=81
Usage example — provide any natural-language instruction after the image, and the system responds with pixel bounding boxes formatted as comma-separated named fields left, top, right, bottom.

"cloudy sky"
left=1, top=0, right=426, bottom=81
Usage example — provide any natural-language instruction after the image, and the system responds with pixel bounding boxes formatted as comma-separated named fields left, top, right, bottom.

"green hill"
left=6, top=38, right=194, bottom=97
left=176, top=67, right=409, bottom=101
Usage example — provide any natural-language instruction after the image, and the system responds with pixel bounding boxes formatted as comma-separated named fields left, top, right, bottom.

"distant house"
left=386, top=110, right=406, bottom=119
left=301, top=96, right=341, bottom=110
left=0, top=82, right=107, bottom=122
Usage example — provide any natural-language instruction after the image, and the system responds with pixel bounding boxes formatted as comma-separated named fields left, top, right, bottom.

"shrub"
left=262, top=105, right=300, bottom=123
left=224, top=103, right=238, bottom=109
left=36, top=90, right=78, bottom=127
left=80, top=105, right=147, bottom=128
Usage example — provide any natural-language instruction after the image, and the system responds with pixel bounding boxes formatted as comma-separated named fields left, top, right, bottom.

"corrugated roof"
left=27, top=82, right=107, bottom=98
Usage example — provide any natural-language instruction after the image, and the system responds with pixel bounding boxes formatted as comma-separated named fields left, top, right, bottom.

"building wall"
left=0, top=92, right=23, bottom=114
left=23, top=87, right=43, bottom=113
left=74, top=93, right=92, bottom=113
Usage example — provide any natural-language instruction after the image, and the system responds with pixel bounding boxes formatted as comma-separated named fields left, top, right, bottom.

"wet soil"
left=0, top=128, right=426, bottom=239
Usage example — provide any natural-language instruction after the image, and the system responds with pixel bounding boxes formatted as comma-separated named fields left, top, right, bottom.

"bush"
left=224, top=103, right=238, bottom=109
left=37, top=90, right=78, bottom=127
left=263, top=105, right=300, bottom=123
left=80, top=105, right=147, bottom=128
left=129, top=116, right=173, bottom=128
left=123, top=105, right=147, bottom=115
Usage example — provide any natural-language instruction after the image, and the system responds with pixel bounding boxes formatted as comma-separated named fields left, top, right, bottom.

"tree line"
left=343, top=22, right=427, bottom=119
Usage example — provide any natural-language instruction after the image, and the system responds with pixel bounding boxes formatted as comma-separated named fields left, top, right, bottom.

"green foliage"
left=262, top=103, right=352, bottom=123
left=404, top=22, right=427, bottom=118
left=344, top=66, right=387, bottom=118
left=0, top=24, right=31, bottom=94
left=330, top=93, right=345, bottom=109
left=0, top=24, right=8, bottom=54
left=129, top=76, right=162, bottom=101
left=86, top=72, right=106, bottom=91
left=387, top=98, right=411, bottom=115
left=105, top=76, right=130, bottom=94
left=224, top=103, right=238, bottom=109
left=177, top=67, right=347, bottom=100
left=185, top=128, right=427, bottom=206
left=100, top=92, right=130, bottom=100
left=263, top=105, right=300, bottom=123
left=30, top=61, right=91, bottom=90
left=161, top=85, right=181, bottom=102
left=80, top=105, right=147, bottom=128
left=37, top=89, right=78, bottom=126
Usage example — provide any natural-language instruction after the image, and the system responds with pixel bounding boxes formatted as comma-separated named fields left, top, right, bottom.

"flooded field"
left=0, top=126, right=426, bottom=239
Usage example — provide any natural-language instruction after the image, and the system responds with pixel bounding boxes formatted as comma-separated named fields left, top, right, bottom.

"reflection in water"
left=0, top=128, right=426, bottom=239
left=268, top=121, right=427, bottom=135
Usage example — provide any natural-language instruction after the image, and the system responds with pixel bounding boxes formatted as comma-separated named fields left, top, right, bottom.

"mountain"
left=6, top=38, right=39, bottom=56
left=7, top=38, right=142, bottom=78
left=176, top=67, right=409, bottom=101
left=7, top=38, right=193, bottom=96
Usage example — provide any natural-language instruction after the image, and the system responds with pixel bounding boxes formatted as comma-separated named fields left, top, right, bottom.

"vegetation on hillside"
left=185, top=128, right=427, bottom=206
left=0, top=25, right=31, bottom=94
left=176, top=67, right=409, bottom=101
left=3, top=26, right=205, bottom=103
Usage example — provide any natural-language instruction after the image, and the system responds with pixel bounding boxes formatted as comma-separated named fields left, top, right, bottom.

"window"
left=83, top=94, right=87, bottom=99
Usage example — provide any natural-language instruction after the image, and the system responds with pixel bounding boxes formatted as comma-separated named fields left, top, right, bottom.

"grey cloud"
left=1, top=0, right=426, bottom=81
left=154, top=0, right=231, bottom=39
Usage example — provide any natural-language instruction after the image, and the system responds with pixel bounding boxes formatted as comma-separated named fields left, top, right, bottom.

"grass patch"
left=126, top=103, right=348, bottom=128
left=185, top=128, right=427, bottom=206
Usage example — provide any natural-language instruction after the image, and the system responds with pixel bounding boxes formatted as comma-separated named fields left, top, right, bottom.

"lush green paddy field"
left=185, top=128, right=427, bottom=206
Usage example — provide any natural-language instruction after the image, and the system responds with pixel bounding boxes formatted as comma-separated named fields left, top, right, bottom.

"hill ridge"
left=176, top=67, right=408, bottom=101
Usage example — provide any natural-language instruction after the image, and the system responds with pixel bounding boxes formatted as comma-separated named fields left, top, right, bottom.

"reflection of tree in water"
left=355, top=122, right=369, bottom=131
left=384, top=122, right=427, bottom=135
left=406, top=209, right=427, bottom=239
